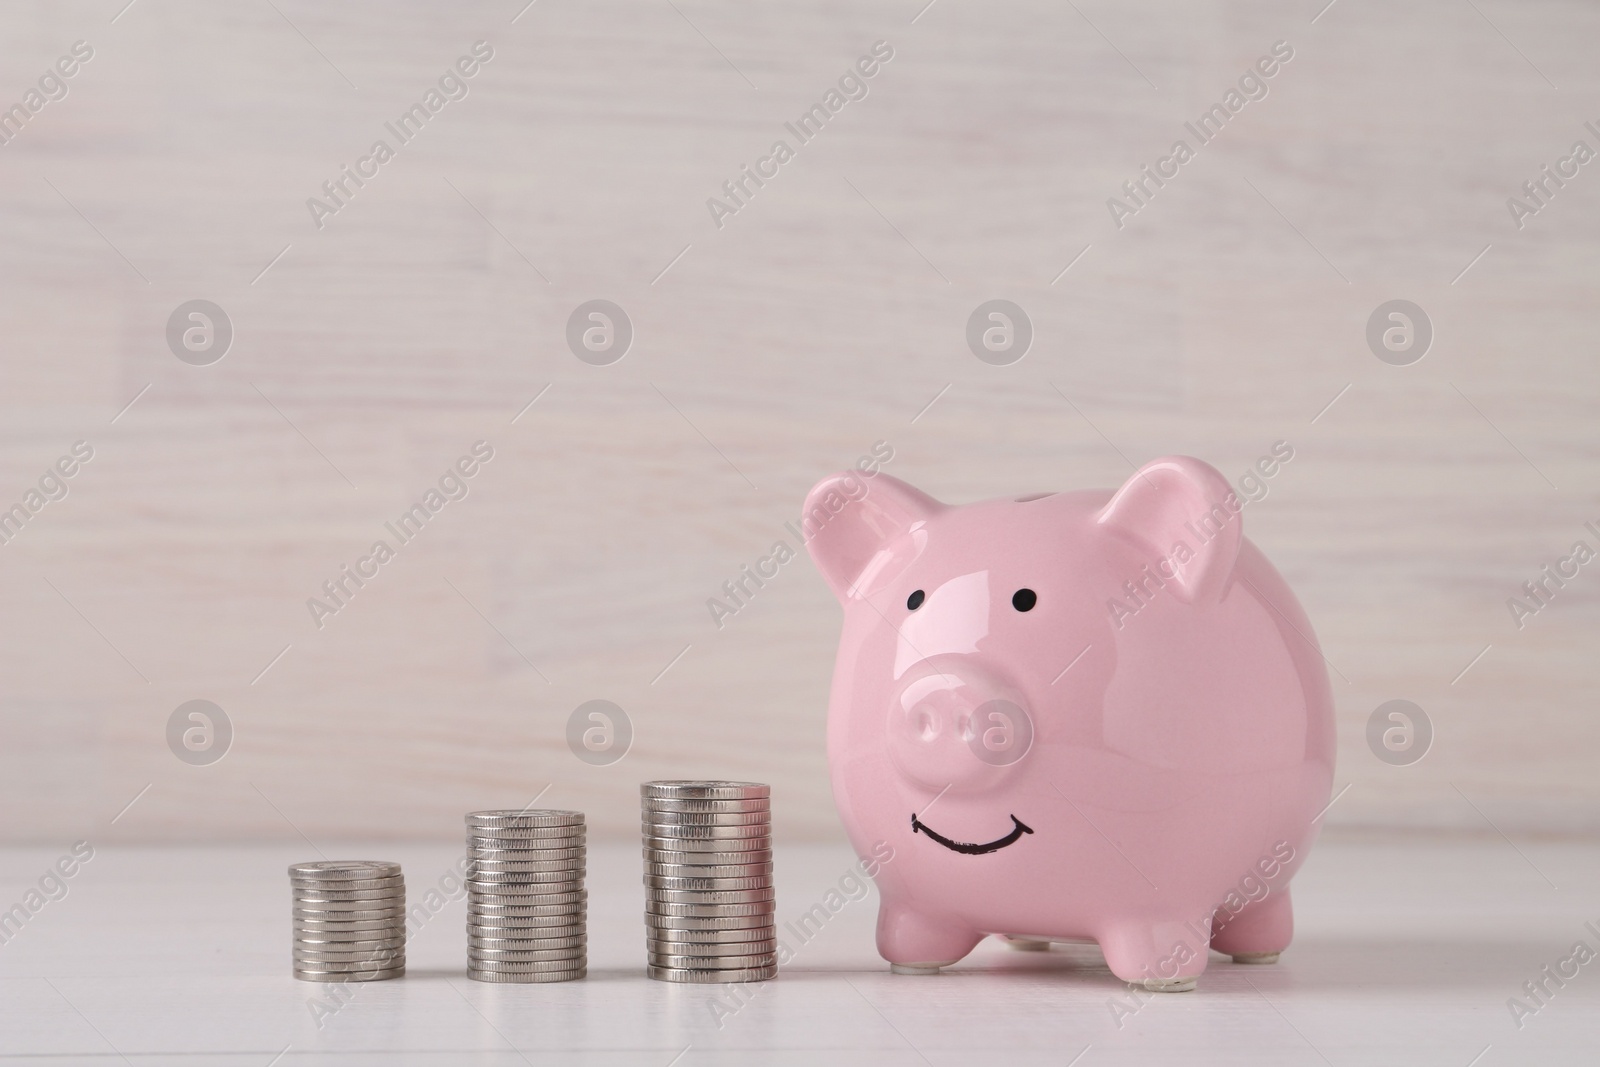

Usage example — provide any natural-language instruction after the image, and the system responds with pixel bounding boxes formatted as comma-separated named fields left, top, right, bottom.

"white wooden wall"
left=1, top=0, right=1596, bottom=842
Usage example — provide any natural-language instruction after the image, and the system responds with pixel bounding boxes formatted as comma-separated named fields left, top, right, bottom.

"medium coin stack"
left=466, top=810, right=586, bottom=983
left=642, top=781, right=776, bottom=983
left=289, top=861, right=406, bottom=982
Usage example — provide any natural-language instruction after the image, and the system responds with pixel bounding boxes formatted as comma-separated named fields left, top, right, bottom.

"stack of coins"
left=642, top=781, right=776, bottom=983
left=289, top=861, right=406, bottom=982
left=465, top=810, right=586, bottom=983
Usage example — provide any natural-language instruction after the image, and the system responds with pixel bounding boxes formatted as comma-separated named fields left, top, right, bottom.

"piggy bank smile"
left=910, top=812, right=1034, bottom=855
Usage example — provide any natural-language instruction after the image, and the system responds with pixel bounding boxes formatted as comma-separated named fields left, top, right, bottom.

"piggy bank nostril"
left=915, top=711, right=937, bottom=740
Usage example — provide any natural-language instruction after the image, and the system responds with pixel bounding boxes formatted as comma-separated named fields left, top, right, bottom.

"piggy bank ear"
left=804, top=472, right=942, bottom=601
left=1096, top=456, right=1241, bottom=604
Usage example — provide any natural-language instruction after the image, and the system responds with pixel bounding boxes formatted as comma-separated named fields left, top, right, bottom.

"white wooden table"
left=0, top=838, right=1595, bottom=1064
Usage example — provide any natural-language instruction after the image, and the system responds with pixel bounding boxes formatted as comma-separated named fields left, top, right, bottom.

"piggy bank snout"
left=887, top=663, right=1034, bottom=793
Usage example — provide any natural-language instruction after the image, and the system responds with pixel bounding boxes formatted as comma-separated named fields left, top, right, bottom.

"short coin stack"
left=289, top=861, right=406, bottom=982
left=466, top=810, right=586, bottom=983
left=642, top=781, right=776, bottom=983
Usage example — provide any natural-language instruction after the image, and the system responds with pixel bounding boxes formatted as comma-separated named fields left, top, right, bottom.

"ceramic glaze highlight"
left=803, top=456, right=1335, bottom=990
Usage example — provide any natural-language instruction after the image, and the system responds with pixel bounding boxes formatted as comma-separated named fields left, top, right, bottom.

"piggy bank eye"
left=906, top=589, right=925, bottom=610
left=1012, top=589, right=1037, bottom=612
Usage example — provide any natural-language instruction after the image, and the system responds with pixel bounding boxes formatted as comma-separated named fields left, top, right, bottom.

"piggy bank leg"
left=877, top=906, right=982, bottom=975
left=1210, top=889, right=1293, bottom=965
left=1098, top=921, right=1208, bottom=992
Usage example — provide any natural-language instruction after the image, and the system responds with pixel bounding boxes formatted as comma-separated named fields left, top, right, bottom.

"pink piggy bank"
left=804, top=456, right=1334, bottom=991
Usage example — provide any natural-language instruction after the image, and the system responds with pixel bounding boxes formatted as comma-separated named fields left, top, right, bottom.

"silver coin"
left=467, top=856, right=586, bottom=873
left=647, top=964, right=775, bottom=983
left=641, top=782, right=769, bottom=801
left=292, top=906, right=408, bottom=919
left=647, top=938, right=777, bottom=955
left=466, top=921, right=584, bottom=934
left=293, top=934, right=406, bottom=949
left=643, top=830, right=770, bottom=847
left=295, top=949, right=407, bottom=965
left=649, top=926, right=778, bottom=945
left=467, top=927, right=586, bottom=942
left=467, top=891, right=586, bottom=907
left=293, top=917, right=406, bottom=930
left=643, top=836, right=770, bottom=853
left=467, top=948, right=586, bottom=963
left=467, top=843, right=585, bottom=857
left=644, top=860, right=772, bottom=876
left=466, top=843, right=583, bottom=856
left=643, top=874, right=772, bottom=892
left=467, top=915, right=585, bottom=927
left=645, top=851, right=774, bottom=869
left=468, top=967, right=584, bottom=983
left=644, top=911, right=774, bottom=930
left=295, top=966, right=404, bottom=982
left=644, top=810, right=770, bottom=826
left=467, top=957, right=592, bottom=972
left=289, top=860, right=401, bottom=879
left=467, top=923, right=584, bottom=938
left=292, top=940, right=404, bottom=955
left=646, top=887, right=774, bottom=905
left=466, top=829, right=586, bottom=843
left=292, top=966, right=403, bottom=980
left=292, top=945, right=405, bottom=960
left=467, top=912, right=584, bottom=925
left=466, top=897, right=583, bottom=910
left=291, top=954, right=404, bottom=971
left=467, top=901, right=586, bottom=916
left=467, top=936, right=585, bottom=950
left=467, top=810, right=584, bottom=828
left=648, top=951, right=777, bottom=969
left=642, top=798, right=771, bottom=814
left=467, top=931, right=584, bottom=944
left=467, top=886, right=586, bottom=900
left=291, top=916, right=405, bottom=927
left=466, top=844, right=586, bottom=858
left=645, top=900, right=776, bottom=918
left=465, top=880, right=584, bottom=894
left=467, top=895, right=582, bottom=909
left=290, top=885, right=404, bottom=898
left=467, top=857, right=588, bottom=876
left=467, top=842, right=585, bottom=857
left=466, top=930, right=584, bottom=944
left=466, top=911, right=584, bottom=925
left=466, top=883, right=583, bottom=896
left=292, top=927, right=407, bottom=942
left=292, top=934, right=406, bottom=948
left=289, top=876, right=406, bottom=894
left=289, top=868, right=405, bottom=883
left=641, top=823, right=770, bottom=840
left=465, top=869, right=585, bottom=884
left=291, top=888, right=407, bottom=902
left=467, top=915, right=580, bottom=928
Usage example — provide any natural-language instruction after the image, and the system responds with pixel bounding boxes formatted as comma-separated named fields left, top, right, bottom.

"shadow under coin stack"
left=465, top=810, right=587, bottom=982
left=289, top=861, right=406, bottom=982
left=642, top=781, right=777, bottom=983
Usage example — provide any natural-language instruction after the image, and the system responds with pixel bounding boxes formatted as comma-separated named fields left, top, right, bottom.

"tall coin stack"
left=465, top=810, right=587, bottom=983
left=642, top=781, right=777, bottom=983
left=289, top=861, right=406, bottom=982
